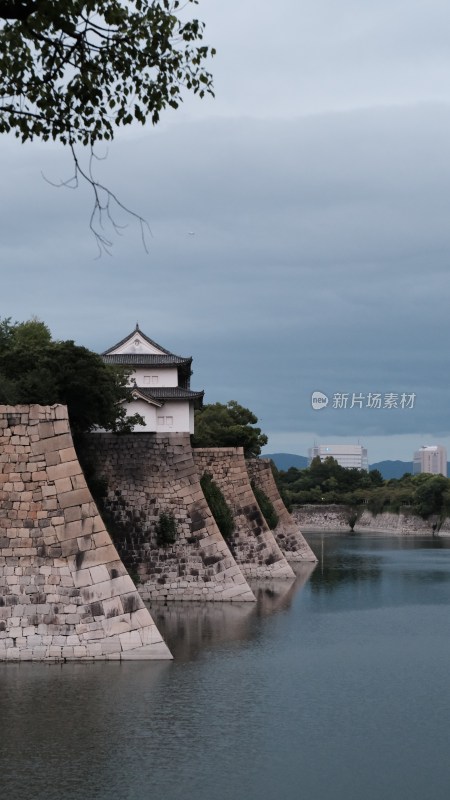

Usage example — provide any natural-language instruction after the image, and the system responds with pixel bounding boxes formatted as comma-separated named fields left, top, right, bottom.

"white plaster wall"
left=131, top=367, right=178, bottom=387
left=125, top=399, right=191, bottom=432
left=125, top=400, right=158, bottom=431
left=189, top=404, right=195, bottom=434
left=155, top=401, right=191, bottom=432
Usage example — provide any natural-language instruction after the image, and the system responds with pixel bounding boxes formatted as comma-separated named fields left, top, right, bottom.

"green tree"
left=0, top=317, right=143, bottom=436
left=0, top=0, right=214, bottom=249
left=192, top=400, right=268, bottom=458
left=369, top=469, right=384, bottom=486
left=200, top=471, right=234, bottom=542
left=155, top=511, right=177, bottom=547
left=413, top=475, right=448, bottom=519
left=0, top=0, right=214, bottom=146
left=251, top=481, right=278, bottom=530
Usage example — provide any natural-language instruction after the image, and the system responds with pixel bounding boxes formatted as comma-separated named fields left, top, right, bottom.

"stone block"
left=58, top=488, right=92, bottom=509
left=119, top=641, right=172, bottom=660
left=90, top=565, right=110, bottom=585
left=72, top=569, right=93, bottom=588
left=59, top=447, right=78, bottom=463
left=100, top=637, right=122, bottom=654
left=118, top=629, right=143, bottom=651
left=57, top=519, right=83, bottom=542
left=38, top=422, right=55, bottom=440
left=64, top=506, right=82, bottom=523
left=60, top=539, right=79, bottom=558
left=31, top=432, right=72, bottom=456
left=101, top=614, right=134, bottom=637
left=77, top=544, right=119, bottom=569
left=80, top=574, right=136, bottom=603
left=54, top=477, right=73, bottom=494
left=47, top=461, right=81, bottom=482
left=102, top=596, right=124, bottom=618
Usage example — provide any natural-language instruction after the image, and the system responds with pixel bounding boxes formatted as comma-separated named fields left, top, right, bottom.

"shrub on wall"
left=251, top=481, right=279, bottom=530
left=200, top=472, right=235, bottom=541
left=155, top=511, right=178, bottom=547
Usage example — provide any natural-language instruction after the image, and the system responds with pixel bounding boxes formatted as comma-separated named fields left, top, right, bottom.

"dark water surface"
left=2, top=534, right=450, bottom=800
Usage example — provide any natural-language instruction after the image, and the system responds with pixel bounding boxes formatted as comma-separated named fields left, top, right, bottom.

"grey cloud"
left=2, top=104, right=450, bottom=444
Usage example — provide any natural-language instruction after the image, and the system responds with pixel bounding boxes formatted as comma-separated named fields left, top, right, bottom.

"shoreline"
left=293, top=504, right=447, bottom=536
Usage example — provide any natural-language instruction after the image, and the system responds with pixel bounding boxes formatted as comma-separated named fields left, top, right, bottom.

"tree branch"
left=0, top=0, right=39, bottom=21
left=41, top=143, right=152, bottom=257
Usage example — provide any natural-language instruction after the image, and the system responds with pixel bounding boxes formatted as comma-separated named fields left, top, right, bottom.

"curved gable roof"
left=102, top=324, right=188, bottom=359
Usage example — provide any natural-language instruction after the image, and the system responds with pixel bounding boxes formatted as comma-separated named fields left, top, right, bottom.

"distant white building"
left=413, top=446, right=447, bottom=478
left=308, top=444, right=369, bottom=471
left=101, top=325, right=204, bottom=433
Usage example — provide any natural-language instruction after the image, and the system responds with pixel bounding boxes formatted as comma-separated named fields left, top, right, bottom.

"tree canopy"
left=275, top=457, right=450, bottom=520
left=0, top=0, right=214, bottom=250
left=0, top=0, right=214, bottom=146
left=192, top=400, right=268, bottom=458
left=0, top=317, right=143, bottom=436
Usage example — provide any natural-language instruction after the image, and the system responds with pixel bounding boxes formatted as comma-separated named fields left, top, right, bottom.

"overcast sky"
left=3, top=0, right=450, bottom=463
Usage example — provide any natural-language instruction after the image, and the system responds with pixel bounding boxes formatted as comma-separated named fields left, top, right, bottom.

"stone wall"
left=355, top=509, right=438, bottom=534
left=246, top=459, right=317, bottom=561
left=293, top=504, right=441, bottom=535
left=292, top=504, right=352, bottom=531
left=193, top=448, right=295, bottom=579
left=79, top=434, right=255, bottom=602
left=0, top=405, right=171, bottom=661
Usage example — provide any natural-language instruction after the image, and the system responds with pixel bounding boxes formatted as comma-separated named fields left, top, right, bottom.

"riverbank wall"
left=292, top=504, right=352, bottom=531
left=79, top=434, right=255, bottom=602
left=192, top=448, right=295, bottom=578
left=0, top=405, right=172, bottom=661
left=355, top=509, right=439, bottom=534
left=293, top=504, right=443, bottom=535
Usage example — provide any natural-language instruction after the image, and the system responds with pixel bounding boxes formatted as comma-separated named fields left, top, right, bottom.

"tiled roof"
left=102, top=324, right=185, bottom=357
left=137, top=387, right=204, bottom=401
left=103, top=354, right=192, bottom=367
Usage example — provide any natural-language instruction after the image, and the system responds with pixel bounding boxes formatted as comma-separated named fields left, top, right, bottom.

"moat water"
left=3, top=533, right=450, bottom=800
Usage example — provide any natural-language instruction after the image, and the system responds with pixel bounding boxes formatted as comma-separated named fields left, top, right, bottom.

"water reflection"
left=251, top=563, right=316, bottom=614
left=305, top=532, right=450, bottom=611
left=148, top=600, right=255, bottom=661
left=4, top=535, right=450, bottom=800
left=147, top=565, right=315, bottom=661
left=0, top=661, right=173, bottom=800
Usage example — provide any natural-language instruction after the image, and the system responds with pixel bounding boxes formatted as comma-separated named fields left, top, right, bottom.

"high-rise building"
left=308, top=444, right=369, bottom=471
left=413, top=446, right=447, bottom=477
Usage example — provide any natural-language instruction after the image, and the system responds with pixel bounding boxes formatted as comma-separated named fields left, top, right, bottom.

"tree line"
left=0, top=317, right=143, bottom=438
left=274, top=456, right=450, bottom=521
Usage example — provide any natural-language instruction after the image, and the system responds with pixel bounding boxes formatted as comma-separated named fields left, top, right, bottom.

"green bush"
left=155, top=511, right=177, bottom=547
left=251, top=481, right=279, bottom=529
left=200, top=472, right=235, bottom=541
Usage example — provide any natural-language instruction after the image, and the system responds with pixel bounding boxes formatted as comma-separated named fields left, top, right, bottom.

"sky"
left=2, top=0, right=450, bottom=464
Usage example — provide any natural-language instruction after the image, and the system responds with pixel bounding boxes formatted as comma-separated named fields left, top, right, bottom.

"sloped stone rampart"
left=79, top=434, right=255, bottom=602
left=192, top=448, right=295, bottom=579
left=0, top=405, right=172, bottom=661
left=246, top=459, right=317, bottom=562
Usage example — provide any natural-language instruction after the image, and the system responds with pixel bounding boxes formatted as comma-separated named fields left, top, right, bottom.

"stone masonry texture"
left=246, top=459, right=317, bottom=562
left=193, top=448, right=295, bottom=579
left=0, top=405, right=172, bottom=661
left=79, top=433, right=255, bottom=602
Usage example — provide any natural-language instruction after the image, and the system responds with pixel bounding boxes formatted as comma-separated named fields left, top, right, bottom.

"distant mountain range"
left=370, top=460, right=414, bottom=479
left=263, top=453, right=309, bottom=471
left=264, top=453, right=418, bottom=479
